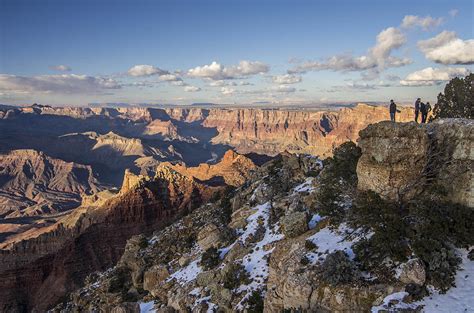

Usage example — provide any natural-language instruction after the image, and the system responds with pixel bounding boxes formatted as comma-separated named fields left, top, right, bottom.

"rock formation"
left=357, top=119, right=473, bottom=207
left=0, top=149, right=100, bottom=217
left=158, top=150, right=257, bottom=186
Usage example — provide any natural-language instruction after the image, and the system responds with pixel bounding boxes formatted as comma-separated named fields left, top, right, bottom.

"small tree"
left=431, top=73, right=473, bottom=120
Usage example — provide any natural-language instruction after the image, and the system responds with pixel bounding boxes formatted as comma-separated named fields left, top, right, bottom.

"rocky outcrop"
left=0, top=149, right=100, bottom=217
left=357, top=119, right=473, bottom=207
left=160, top=150, right=257, bottom=186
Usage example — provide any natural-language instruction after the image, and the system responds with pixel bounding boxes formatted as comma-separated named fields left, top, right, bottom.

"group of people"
left=389, top=98, right=431, bottom=123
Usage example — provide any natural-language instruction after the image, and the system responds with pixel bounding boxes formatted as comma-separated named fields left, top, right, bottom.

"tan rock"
left=399, top=258, right=426, bottom=286
left=357, top=119, right=473, bottom=207
left=143, top=265, right=170, bottom=296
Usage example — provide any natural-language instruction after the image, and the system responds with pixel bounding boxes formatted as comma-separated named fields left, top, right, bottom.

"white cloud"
left=128, top=64, right=168, bottom=77
left=49, top=65, right=72, bottom=71
left=418, top=31, right=474, bottom=65
left=209, top=80, right=237, bottom=87
left=449, top=9, right=459, bottom=17
left=159, top=74, right=182, bottom=82
left=400, top=67, right=470, bottom=86
left=171, top=80, right=187, bottom=86
left=0, top=74, right=121, bottom=94
left=272, top=74, right=302, bottom=84
left=289, top=27, right=409, bottom=74
left=221, top=87, right=235, bottom=95
left=271, top=85, right=296, bottom=93
left=401, top=15, right=443, bottom=30
left=369, top=27, right=408, bottom=69
left=188, top=60, right=269, bottom=80
left=184, top=86, right=201, bottom=92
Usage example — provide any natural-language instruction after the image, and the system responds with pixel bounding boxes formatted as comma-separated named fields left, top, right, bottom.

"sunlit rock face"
left=357, top=119, right=473, bottom=207
left=203, top=103, right=414, bottom=157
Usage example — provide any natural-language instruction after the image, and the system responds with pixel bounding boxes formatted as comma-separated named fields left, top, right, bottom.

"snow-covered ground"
left=168, top=257, right=202, bottom=285
left=234, top=201, right=285, bottom=308
left=139, top=300, right=156, bottom=313
left=372, top=248, right=473, bottom=313
left=305, top=223, right=359, bottom=264
left=293, top=177, right=315, bottom=194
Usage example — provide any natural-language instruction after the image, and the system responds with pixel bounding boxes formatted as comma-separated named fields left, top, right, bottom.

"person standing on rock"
left=420, top=101, right=431, bottom=123
left=414, top=98, right=421, bottom=122
left=389, top=99, right=398, bottom=122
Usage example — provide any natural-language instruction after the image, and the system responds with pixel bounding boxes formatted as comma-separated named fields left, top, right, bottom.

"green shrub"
left=138, top=236, right=149, bottom=249
left=200, top=247, right=220, bottom=270
left=300, top=255, right=310, bottom=266
left=320, top=251, right=360, bottom=286
left=305, top=240, right=317, bottom=251
left=351, top=190, right=472, bottom=290
left=246, top=290, right=264, bottom=313
left=431, top=73, right=474, bottom=120
left=315, top=141, right=361, bottom=222
left=108, top=267, right=131, bottom=294
left=222, top=263, right=251, bottom=289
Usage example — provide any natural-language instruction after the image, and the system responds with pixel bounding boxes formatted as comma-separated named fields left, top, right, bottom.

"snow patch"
left=168, top=258, right=202, bottom=285
left=305, top=223, right=361, bottom=264
left=139, top=300, right=156, bottom=313
left=414, top=248, right=473, bottom=312
left=371, top=292, right=416, bottom=313
left=308, top=214, right=322, bottom=229
left=234, top=201, right=284, bottom=309
left=372, top=248, right=474, bottom=312
left=293, top=177, right=315, bottom=193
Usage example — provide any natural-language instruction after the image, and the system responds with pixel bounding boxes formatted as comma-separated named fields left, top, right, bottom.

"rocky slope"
left=51, top=120, right=473, bottom=313
left=0, top=149, right=100, bottom=218
left=0, top=151, right=256, bottom=312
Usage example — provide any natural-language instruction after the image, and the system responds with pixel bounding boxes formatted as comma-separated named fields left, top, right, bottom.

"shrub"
left=320, top=251, right=360, bottom=286
left=246, top=290, right=264, bottom=313
left=300, top=255, right=310, bottom=266
left=138, top=236, right=149, bottom=249
left=200, top=247, right=220, bottom=270
left=108, top=267, right=131, bottom=294
left=222, top=263, right=251, bottom=289
left=431, top=73, right=474, bottom=120
left=351, top=190, right=472, bottom=290
left=304, top=240, right=317, bottom=251
left=315, top=141, right=361, bottom=222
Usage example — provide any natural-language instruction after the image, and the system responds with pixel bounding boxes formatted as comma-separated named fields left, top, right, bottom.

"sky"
left=0, top=0, right=473, bottom=106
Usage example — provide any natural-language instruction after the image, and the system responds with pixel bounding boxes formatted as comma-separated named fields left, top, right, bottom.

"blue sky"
left=0, top=0, right=473, bottom=106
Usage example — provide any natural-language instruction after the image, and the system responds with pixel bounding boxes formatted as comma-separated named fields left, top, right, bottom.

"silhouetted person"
left=421, top=101, right=431, bottom=123
left=389, top=99, right=397, bottom=122
left=414, top=98, right=421, bottom=122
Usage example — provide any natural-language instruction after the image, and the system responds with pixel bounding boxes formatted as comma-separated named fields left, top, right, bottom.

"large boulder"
left=197, top=223, right=231, bottom=250
left=143, top=265, right=170, bottom=296
left=357, top=119, right=473, bottom=207
left=280, top=211, right=308, bottom=238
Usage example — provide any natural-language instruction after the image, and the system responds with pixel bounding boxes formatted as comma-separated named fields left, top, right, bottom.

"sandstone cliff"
left=357, top=119, right=473, bottom=207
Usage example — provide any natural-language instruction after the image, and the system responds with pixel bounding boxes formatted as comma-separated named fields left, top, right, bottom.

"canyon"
left=0, top=103, right=419, bottom=312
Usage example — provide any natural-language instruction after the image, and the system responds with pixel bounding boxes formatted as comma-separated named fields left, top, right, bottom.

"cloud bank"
left=0, top=74, right=121, bottom=94
left=400, top=67, right=470, bottom=86
left=188, top=60, right=269, bottom=80
left=418, top=31, right=474, bottom=65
